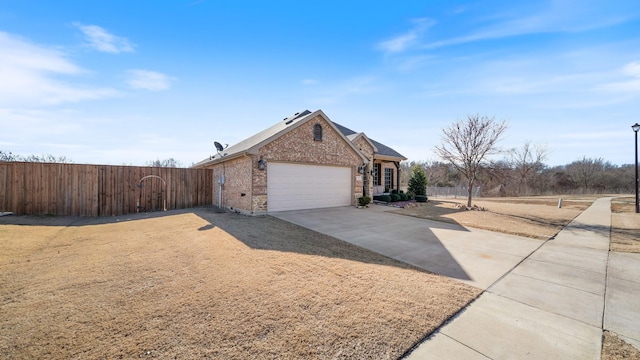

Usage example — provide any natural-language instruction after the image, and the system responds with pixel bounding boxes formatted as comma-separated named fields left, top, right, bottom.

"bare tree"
left=434, top=114, right=508, bottom=207
left=147, top=158, right=183, bottom=167
left=0, top=150, right=72, bottom=163
left=566, top=156, right=606, bottom=192
left=0, top=150, right=18, bottom=161
left=23, top=154, right=72, bottom=163
left=509, top=141, right=549, bottom=195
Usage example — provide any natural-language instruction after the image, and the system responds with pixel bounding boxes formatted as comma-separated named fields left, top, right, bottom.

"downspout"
left=217, top=163, right=225, bottom=209
left=218, top=173, right=223, bottom=208
left=211, top=167, right=216, bottom=205
left=249, top=154, right=254, bottom=213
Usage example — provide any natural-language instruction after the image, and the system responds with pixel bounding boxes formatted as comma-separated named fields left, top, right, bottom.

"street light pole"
left=633, top=123, right=640, bottom=214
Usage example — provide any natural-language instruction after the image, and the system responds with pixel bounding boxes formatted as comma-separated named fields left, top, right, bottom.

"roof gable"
left=346, top=133, right=378, bottom=153
left=193, top=110, right=368, bottom=168
left=333, top=123, right=406, bottom=160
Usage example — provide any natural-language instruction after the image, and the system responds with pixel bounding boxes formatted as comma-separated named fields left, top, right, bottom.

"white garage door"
left=268, top=163, right=352, bottom=212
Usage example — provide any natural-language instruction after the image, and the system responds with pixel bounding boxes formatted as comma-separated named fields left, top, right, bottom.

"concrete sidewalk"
left=605, top=251, right=640, bottom=350
left=406, top=197, right=639, bottom=359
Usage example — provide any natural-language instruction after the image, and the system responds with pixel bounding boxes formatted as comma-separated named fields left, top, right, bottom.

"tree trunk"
left=467, top=178, right=474, bottom=207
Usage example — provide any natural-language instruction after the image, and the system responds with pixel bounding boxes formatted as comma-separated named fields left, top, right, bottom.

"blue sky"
left=1, top=0, right=639, bottom=167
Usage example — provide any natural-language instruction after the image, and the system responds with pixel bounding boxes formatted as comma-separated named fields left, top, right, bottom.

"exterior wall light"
left=258, top=156, right=266, bottom=171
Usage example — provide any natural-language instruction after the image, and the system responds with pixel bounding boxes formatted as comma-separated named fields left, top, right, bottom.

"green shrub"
left=399, top=193, right=408, bottom=201
left=391, top=189, right=398, bottom=194
left=373, top=195, right=391, bottom=203
left=415, top=195, right=428, bottom=203
left=358, top=196, right=371, bottom=206
left=390, top=193, right=401, bottom=202
left=408, top=165, right=427, bottom=196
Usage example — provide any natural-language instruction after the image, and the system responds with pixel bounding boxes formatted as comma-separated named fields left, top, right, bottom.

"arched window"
left=313, top=124, right=323, bottom=141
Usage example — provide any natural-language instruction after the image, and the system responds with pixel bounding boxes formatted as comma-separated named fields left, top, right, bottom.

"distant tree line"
left=0, top=151, right=186, bottom=168
left=401, top=114, right=635, bottom=201
left=401, top=157, right=635, bottom=196
left=146, top=158, right=183, bottom=168
left=0, top=150, right=72, bottom=163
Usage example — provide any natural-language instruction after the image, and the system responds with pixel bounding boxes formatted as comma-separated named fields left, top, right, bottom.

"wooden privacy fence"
left=0, top=162, right=213, bottom=216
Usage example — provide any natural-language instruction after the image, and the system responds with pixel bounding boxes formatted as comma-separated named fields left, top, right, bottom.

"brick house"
left=192, top=109, right=406, bottom=214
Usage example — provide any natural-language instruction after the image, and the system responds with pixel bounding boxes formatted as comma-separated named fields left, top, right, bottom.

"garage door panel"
left=268, top=163, right=352, bottom=212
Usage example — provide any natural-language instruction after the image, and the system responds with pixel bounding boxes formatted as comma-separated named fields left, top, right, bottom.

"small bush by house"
left=373, top=195, right=391, bottom=203
left=358, top=196, right=371, bottom=206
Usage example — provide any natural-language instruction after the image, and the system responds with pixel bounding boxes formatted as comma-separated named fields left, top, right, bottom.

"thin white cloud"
left=418, top=2, right=638, bottom=50
left=392, top=55, right=436, bottom=72
left=74, top=23, right=135, bottom=53
left=302, top=78, right=318, bottom=85
left=623, top=61, right=640, bottom=77
left=307, top=76, right=381, bottom=105
left=126, top=69, right=175, bottom=91
left=560, top=131, right=627, bottom=140
left=377, top=18, right=435, bottom=54
left=0, top=31, right=118, bottom=106
left=598, top=61, right=640, bottom=93
left=379, top=32, right=418, bottom=53
left=0, top=108, right=86, bottom=151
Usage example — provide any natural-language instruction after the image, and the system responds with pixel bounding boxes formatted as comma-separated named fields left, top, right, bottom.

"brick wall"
left=258, top=115, right=363, bottom=209
left=207, top=115, right=366, bottom=214
left=352, top=136, right=375, bottom=197
left=211, top=156, right=252, bottom=213
left=260, top=116, right=362, bottom=166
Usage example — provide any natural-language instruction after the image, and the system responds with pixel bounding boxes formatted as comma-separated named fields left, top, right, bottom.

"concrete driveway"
left=274, top=199, right=640, bottom=358
left=271, top=205, right=542, bottom=290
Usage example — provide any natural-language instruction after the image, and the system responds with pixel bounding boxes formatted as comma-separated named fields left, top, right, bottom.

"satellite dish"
left=214, top=141, right=229, bottom=157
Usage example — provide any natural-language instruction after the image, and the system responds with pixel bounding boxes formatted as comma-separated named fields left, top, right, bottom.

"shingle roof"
left=192, top=110, right=316, bottom=168
left=193, top=109, right=405, bottom=168
left=332, top=122, right=406, bottom=160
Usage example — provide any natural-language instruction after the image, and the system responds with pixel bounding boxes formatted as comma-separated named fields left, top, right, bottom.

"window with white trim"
left=373, top=163, right=381, bottom=186
left=384, top=168, right=393, bottom=190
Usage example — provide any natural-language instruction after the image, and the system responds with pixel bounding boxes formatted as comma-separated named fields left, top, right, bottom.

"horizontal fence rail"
left=0, top=162, right=213, bottom=216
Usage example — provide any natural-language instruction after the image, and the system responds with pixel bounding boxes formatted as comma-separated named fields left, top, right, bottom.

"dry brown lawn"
left=0, top=208, right=480, bottom=359
left=610, top=196, right=640, bottom=253
left=396, top=195, right=595, bottom=240
left=602, top=331, right=640, bottom=360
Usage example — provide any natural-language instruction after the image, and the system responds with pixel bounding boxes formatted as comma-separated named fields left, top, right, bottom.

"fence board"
left=0, top=165, right=6, bottom=211
left=16, top=163, right=26, bottom=214
left=56, top=164, right=65, bottom=215
left=0, top=162, right=212, bottom=216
